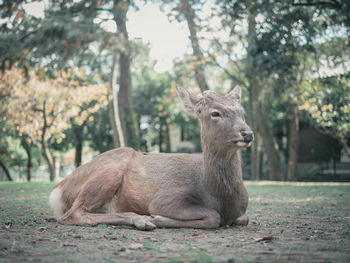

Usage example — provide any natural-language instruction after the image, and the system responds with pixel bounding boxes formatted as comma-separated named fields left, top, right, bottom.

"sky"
left=23, top=1, right=193, bottom=72
left=127, top=3, right=191, bottom=72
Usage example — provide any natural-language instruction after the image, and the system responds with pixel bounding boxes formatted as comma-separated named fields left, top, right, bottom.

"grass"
left=0, top=182, right=349, bottom=263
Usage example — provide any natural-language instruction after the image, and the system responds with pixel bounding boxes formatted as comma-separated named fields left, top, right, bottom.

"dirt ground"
left=0, top=182, right=349, bottom=263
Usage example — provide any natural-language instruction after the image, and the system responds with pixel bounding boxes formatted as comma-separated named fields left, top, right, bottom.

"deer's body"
left=49, top=87, right=253, bottom=230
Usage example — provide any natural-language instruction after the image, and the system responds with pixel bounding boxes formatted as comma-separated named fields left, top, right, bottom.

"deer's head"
left=177, top=86, right=253, bottom=153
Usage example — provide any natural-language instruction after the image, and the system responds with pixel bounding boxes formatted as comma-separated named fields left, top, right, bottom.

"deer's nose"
left=241, top=130, right=254, bottom=142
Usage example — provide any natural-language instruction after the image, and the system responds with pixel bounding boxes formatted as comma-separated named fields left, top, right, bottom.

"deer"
left=48, top=86, right=254, bottom=230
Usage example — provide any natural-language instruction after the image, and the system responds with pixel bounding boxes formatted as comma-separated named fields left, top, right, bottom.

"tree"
left=179, top=0, right=209, bottom=92
left=132, top=43, right=175, bottom=152
left=299, top=74, right=350, bottom=156
left=112, top=0, right=139, bottom=149
left=109, top=51, right=125, bottom=148
left=218, top=1, right=284, bottom=180
left=0, top=67, right=108, bottom=180
left=20, top=134, right=33, bottom=181
left=0, top=0, right=139, bottom=149
left=86, top=106, right=115, bottom=154
left=217, top=0, right=349, bottom=180
left=0, top=159, right=12, bottom=181
left=163, top=0, right=209, bottom=92
left=0, top=77, right=13, bottom=181
left=0, top=142, right=13, bottom=181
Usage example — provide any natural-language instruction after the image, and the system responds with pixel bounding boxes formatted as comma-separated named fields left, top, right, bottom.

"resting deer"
left=49, top=86, right=254, bottom=230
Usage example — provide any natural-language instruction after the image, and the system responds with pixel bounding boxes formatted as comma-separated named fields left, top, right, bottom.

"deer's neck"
left=202, top=148, right=243, bottom=194
left=202, top=146, right=246, bottom=223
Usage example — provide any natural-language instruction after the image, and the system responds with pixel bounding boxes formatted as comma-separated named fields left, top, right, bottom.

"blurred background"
left=0, top=0, right=349, bottom=182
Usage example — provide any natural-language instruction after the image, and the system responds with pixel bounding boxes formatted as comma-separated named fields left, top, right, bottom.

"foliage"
left=0, top=123, right=22, bottom=169
left=0, top=67, right=108, bottom=179
left=86, top=106, right=114, bottom=154
left=0, top=0, right=114, bottom=71
left=132, top=56, right=175, bottom=151
left=299, top=74, right=350, bottom=153
left=0, top=67, right=108, bottom=145
left=132, top=44, right=202, bottom=152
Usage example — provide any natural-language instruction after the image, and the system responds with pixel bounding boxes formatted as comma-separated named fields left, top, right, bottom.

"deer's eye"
left=211, top=111, right=220, bottom=117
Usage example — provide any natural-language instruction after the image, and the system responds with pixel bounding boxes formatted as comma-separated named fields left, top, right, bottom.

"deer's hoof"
left=134, top=217, right=156, bottom=231
left=234, top=214, right=249, bottom=226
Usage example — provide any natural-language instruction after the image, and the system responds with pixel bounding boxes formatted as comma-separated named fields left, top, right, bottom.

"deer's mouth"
left=233, top=140, right=252, bottom=148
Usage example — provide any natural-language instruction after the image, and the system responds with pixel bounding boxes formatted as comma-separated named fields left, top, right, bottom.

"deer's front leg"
left=58, top=210, right=156, bottom=231
left=57, top=174, right=156, bottom=230
left=148, top=205, right=221, bottom=229
left=233, top=214, right=249, bottom=226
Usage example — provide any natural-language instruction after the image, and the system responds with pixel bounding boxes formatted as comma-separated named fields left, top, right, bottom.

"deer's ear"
left=176, top=86, right=200, bottom=115
left=228, top=86, right=242, bottom=103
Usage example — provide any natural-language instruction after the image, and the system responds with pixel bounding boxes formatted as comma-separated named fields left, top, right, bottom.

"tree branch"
left=0, top=159, right=12, bottom=181
left=292, top=0, right=341, bottom=8
left=212, top=38, right=244, bottom=72
left=209, top=56, right=248, bottom=88
left=96, top=8, right=113, bottom=12
left=33, top=107, right=44, bottom=113
left=19, top=29, right=39, bottom=42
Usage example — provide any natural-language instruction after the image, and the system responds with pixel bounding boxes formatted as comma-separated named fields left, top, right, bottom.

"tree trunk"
left=0, top=159, right=12, bottom=181
left=159, top=120, right=163, bottom=152
left=248, top=68, right=260, bottom=180
left=287, top=102, right=299, bottom=181
left=72, top=124, right=84, bottom=167
left=181, top=123, right=185, bottom=141
left=41, top=137, right=54, bottom=181
left=254, top=85, right=283, bottom=181
left=109, top=50, right=125, bottom=148
left=75, top=139, right=82, bottom=168
left=41, top=101, right=55, bottom=181
left=247, top=15, right=282, bottom=181
left=251, top=133, right=260, bottom=180
left=113, top=0, right=139, bottom=149
left=180, top=0, right=209, bottom=92
left=108, top=100, right=120, bottom=148
left=21, top=136, right=32, bottom=181
left=163, top=115, right=171, bottom=153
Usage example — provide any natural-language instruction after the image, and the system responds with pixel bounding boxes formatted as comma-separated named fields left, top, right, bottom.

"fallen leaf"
left=254, top=236, right=274, bottom=242
left=192, top=233, right=199, bottom=238
left=104, top=234, right=118, bottom=240
left=61, top=243, right=77, bottom=247
left=127, top=243, right=143, bottom=250
left=36, top=238, right=50, bottom=241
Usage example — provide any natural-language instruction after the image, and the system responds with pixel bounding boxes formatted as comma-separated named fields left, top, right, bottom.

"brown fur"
left=48, top=87, right=253, bottom=230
